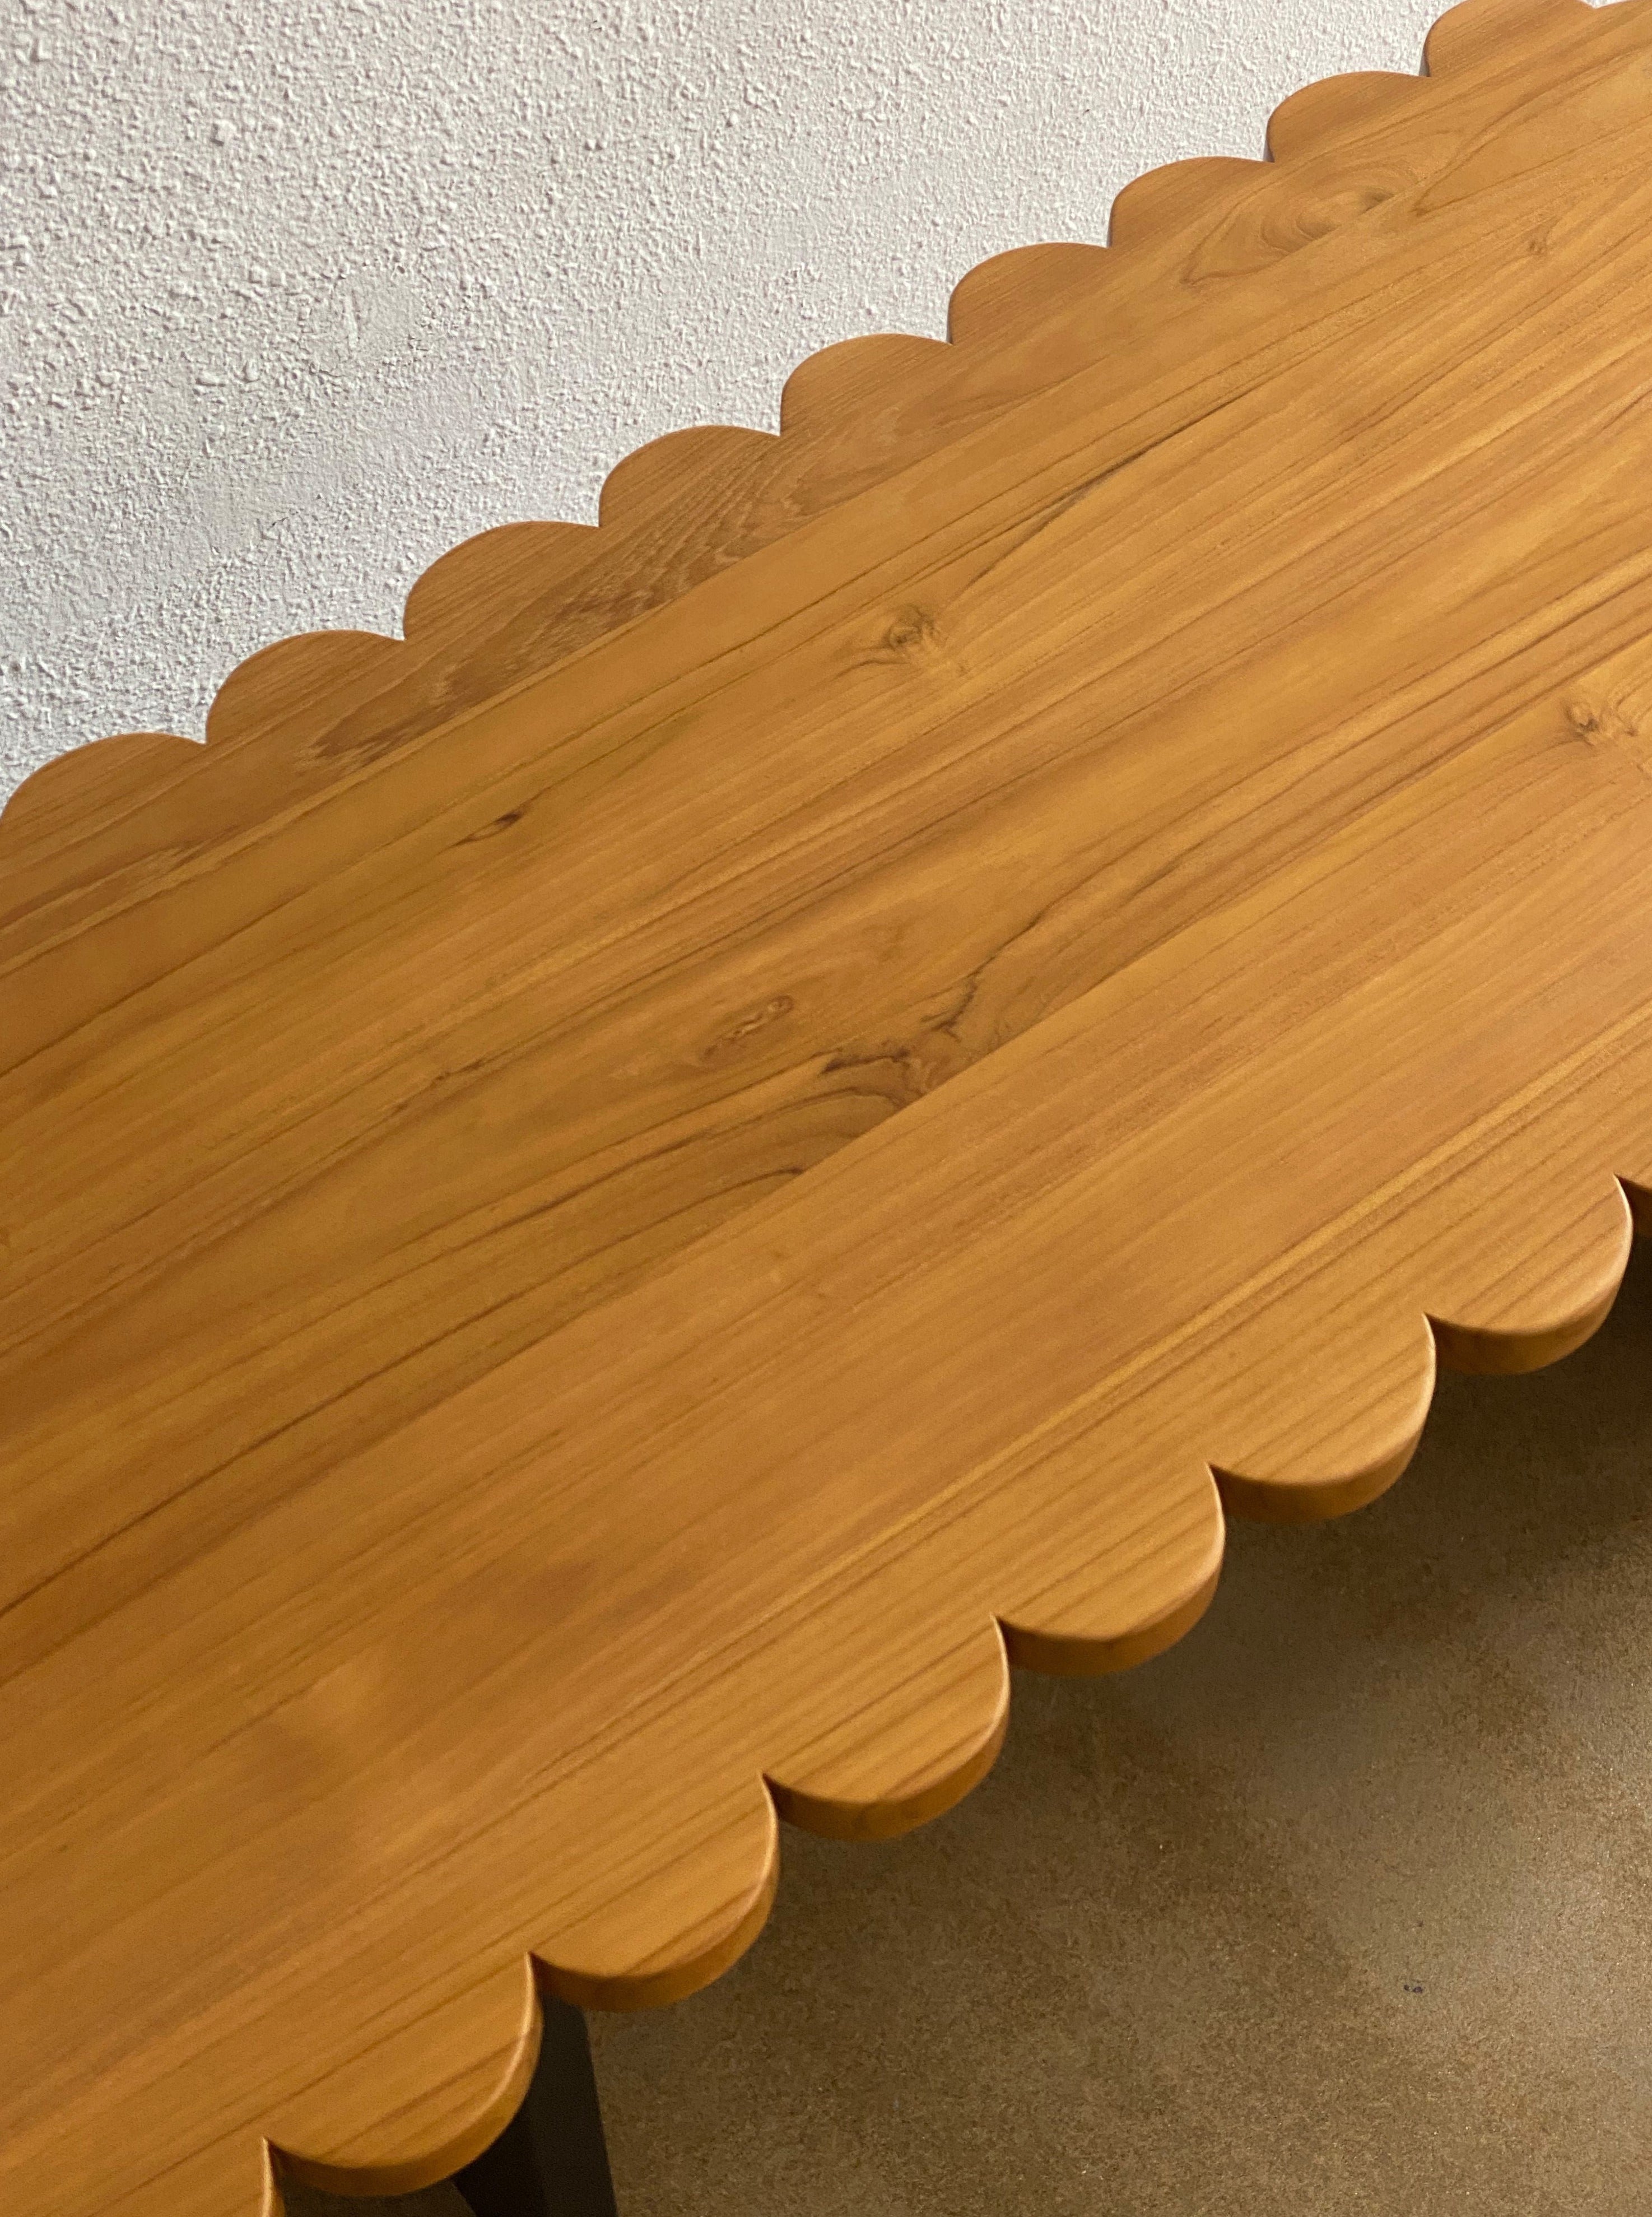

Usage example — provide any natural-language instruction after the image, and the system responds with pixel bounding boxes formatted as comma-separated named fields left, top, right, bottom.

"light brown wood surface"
left=5, top=2, right=1652, bottom=2211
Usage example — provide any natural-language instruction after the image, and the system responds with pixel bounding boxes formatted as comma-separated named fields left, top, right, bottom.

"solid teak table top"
left=4, top=3, right=1652, bottom=2210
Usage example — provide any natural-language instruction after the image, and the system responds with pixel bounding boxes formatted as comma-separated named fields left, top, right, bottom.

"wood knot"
left=700, top=993, right=797, bottom=1068
left=460, top=802, right=529, bottom=844
left=882, top=606, right=940, bottom=657
left=848, top=604, right=957, bottom=677
left=1567, top=695, right=1650, bottom=773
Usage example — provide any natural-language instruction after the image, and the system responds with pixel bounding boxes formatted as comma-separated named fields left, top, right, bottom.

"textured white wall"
left=2, top=0, right=1487, bottom=802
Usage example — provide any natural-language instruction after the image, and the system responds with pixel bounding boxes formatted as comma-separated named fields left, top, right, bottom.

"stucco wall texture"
left=2, top=0, right=1521, bottom=802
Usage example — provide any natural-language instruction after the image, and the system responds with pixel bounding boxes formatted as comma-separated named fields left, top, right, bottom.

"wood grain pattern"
left=4, top=3, right=1652, bottom=2212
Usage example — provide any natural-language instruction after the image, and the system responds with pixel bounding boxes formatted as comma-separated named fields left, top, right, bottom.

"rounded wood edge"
left=204, top=629, right=404, bottom=749
left=1107, top=155, right=1268, bottom=252
left=1623, top=1174, right=1652, bottom=1238
left=945, top=241, right=1112, bottom=348
left=779, top=332, right=953, bottom=435
left=596, top=422, right=778, bottom=531
left=261, top=2142, right=287, bottom=2217
left=1215, top=1426, right=1426, bottom=1528
left=1427, top=1276, right=1627, bottom=1377
left=1264, top=71, right=1426, bottom=164
left=401, top=520, right=594, bottom=643
left=0, top=729, right=203, bottom=841
left=1427, top=1179, right=1635, bottom=1377
left=1000, top=1554, right=1225, bottom=1679
left=539, top=1809, right=781, bottom=2015
left=267, top=1960, right=542, bottom=2202
left=765, top=1632, right=1012, bottom=1843
left=1423, top=0, right=1594, bottom=80
left=765, top=1714, right=1008, bottom=1842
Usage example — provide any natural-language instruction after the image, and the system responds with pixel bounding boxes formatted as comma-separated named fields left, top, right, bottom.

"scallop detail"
left=991, top=1443, right=1226, bottom=1672
left=204, top=628, right=403, bottom=754
left=6, top=12, right=1650, bottom=2209
left=1200, top=1287, right=1437, bottom=1526
left=400, top=518, right=594, bottom=644
left=1415, top=1163, right=1636, bottom=1376
left=532, top=1767, right=779, bottom=2013
left=45, top=1019, right=1648, bottom=2216
left=1265, top=71, right=1425, bottom=161
left=1424, top=0, right=1595, bottom=78
left=2, top=0, right=1625, bottom=903
left=595, top=422, right=776, bottom=531
left=945, top=240, right=1111, bottom=348
left=1107, top=156, right=1267, bottom=253
left=267, top=1956, right=539, bottom=2202
left=764, top=1614, right=1010, bottom=1839
left=779, top=331, right=954, bottom=434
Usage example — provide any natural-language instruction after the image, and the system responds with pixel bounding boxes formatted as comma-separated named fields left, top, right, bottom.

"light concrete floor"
left=292, top=1240, right=1652, bottom=2216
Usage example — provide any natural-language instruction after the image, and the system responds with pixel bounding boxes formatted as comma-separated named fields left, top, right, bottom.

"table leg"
left=453, top=1995, right=618, bottom=2217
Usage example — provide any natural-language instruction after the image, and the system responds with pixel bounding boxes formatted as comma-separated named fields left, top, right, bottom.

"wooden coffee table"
left=6, top=3, right=1652, bottom=2210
